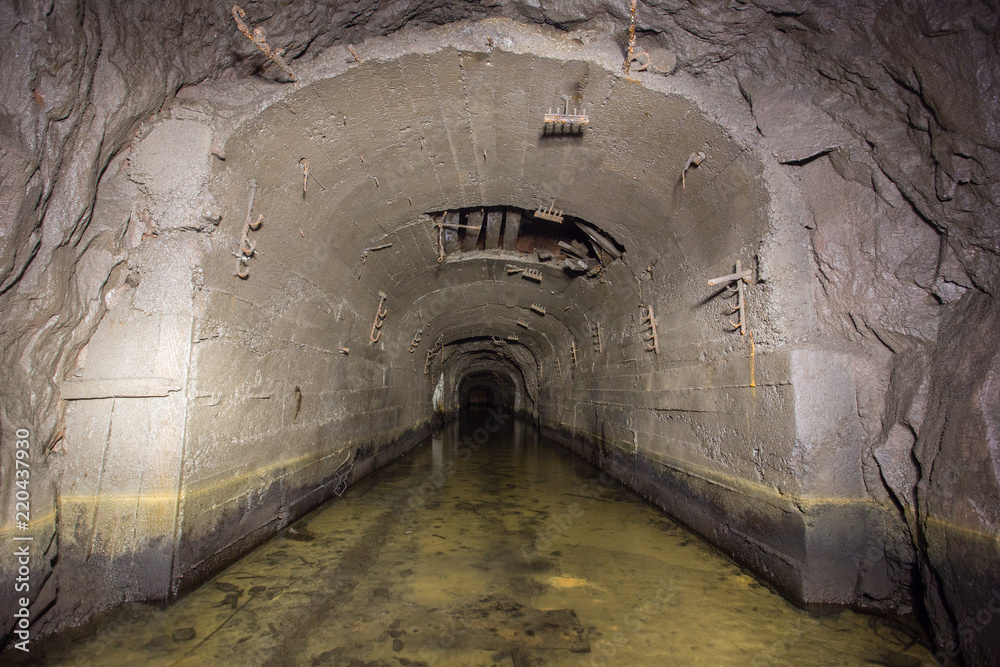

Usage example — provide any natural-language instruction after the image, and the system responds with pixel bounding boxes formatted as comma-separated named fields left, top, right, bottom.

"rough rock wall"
left=709, top=2, right=1000, bottom=660
left=916, top=291, right=1000, bottom=666
left=0, top=1, right=997, bottom=663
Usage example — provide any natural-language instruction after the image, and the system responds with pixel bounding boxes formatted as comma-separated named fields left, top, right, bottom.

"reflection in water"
left=19, top=414, right=934, bottom=666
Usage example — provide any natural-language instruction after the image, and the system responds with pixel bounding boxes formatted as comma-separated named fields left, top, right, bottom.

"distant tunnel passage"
left=459, top=369, right=516, bottom=412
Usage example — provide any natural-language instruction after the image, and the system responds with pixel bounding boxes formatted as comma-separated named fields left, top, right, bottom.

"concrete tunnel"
left=1, top=1, right=999, bottom=664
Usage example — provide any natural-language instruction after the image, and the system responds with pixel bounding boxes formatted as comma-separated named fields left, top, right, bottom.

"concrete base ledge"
left=26, top=420, right=434, bottom=642
left=540, top=420, right=876, bottom=610
left=175, top=419, right=432, bottom=596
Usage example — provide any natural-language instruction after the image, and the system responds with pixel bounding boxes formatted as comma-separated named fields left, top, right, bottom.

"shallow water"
left=19, top=415, right=934, bottom=666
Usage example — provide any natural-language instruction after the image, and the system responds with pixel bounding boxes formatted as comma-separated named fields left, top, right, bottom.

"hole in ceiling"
left=427, top=205, right=624, bottom=271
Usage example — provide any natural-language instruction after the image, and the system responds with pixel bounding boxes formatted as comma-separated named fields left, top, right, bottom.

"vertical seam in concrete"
left=304, top=84, right=355, bottom=189
left=86, top=397, right=116, bottom=560
left=402, top=57, right=448, bottom=206
left=258, top=123, right=305, bottom=190
left=427, top=53, right=466, bottom=196
left=518, top=55, right=538, bottom=182
left=457, top=52, right=486, bottom=205
left=598, top=73, right=618, bottom=113
left=168, top=294, right=197, bottom=596
left=129, top=408, right=148, bottom=558
left=308, top=85, right=388, bottom=235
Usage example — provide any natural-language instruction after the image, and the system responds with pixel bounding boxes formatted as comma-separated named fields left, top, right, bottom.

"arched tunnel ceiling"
left=214, top=48, right=773, bottom=385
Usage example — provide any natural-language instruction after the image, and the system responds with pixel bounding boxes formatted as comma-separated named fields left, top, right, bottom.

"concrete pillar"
left=443, top=211, right=461, bottom=254
left=59, top=239, right=196, bottom=606
left=485, top=209, right=503, bottom=249
left=502, top=209, right=521, bottom=251
left=464, top=210, right=483, bottom=251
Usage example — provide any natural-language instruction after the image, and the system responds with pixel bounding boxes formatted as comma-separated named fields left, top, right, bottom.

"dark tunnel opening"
left=457, top=369, right=516, bottom=416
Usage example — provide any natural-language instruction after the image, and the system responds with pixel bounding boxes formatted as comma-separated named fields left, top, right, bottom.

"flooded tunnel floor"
left=26, top=417, right=934, bottom=666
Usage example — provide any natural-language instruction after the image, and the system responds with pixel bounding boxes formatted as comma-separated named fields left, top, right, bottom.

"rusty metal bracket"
left=369, top=291, right=388, bottom=344
left=708, top=260, right=752, bottom=335
left=408, top=329, right=423, bottom=353
left=231, top=4, right=297, bottom=81
left=533, top=200, right=565, bottom=223
left=624, top=0, right=637, bottom=77
left=423, top=336, right=444, bottom=375
left=543, top=96, right=590, bottom=134
left=434, top=212, right=481, bottom=262
left=592, top=322, right=603, bottom=353
left=641, top=304, right=659, bottom=354
left=234, top=254, right=250, bottom=279
left=682, top=151, right=706, bottom=189
left=234, top=179, right=262, bottom=278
